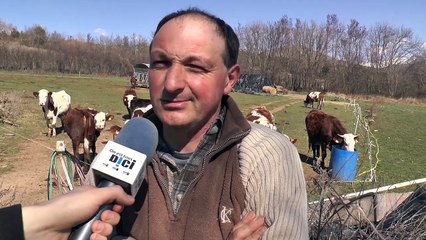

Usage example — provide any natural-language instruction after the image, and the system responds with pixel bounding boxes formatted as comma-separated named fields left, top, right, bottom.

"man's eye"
left=187, top=64, right=207, bottom=73
left=151, top=61, right=169, bottom=69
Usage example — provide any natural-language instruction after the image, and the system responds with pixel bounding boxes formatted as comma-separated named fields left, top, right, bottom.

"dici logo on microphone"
left=92, top=141, right=147, bottom=184
left=108, top=150, right=136, bottom=174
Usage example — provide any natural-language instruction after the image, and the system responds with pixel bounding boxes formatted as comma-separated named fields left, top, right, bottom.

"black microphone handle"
left=68, top=180, right=115, bottom=240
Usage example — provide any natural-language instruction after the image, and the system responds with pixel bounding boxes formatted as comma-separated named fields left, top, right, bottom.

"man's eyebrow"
left=150, top=50, right=168, bottom=58
left=184, top=55, right=214, bottom=67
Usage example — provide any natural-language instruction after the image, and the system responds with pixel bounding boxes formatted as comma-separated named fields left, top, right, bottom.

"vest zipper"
left=152, top=128, right=250, bottom=215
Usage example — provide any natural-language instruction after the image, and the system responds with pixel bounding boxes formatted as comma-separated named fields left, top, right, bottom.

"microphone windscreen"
left=114, top=117, right=158, bottom=162
left=69, top=117, right=158, bottom=240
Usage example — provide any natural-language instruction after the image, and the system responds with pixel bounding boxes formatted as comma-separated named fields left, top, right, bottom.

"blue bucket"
left=329, top=145, right=359, bottom=181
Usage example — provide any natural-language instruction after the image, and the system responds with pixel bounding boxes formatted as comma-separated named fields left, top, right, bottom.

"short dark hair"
left=152, top=7, right=239, bottom=69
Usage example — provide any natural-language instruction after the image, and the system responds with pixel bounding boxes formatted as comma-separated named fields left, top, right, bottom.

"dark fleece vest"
left=118, top=96, right=251, bottom=240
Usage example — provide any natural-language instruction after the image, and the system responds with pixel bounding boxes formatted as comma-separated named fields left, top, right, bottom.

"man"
left=90, top=7, right=308, bottom=239
left=0, top=185, right=134, bottom=240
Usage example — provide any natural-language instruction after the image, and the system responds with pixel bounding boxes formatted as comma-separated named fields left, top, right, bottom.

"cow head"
left=335, top=133, right=359, bottom=151
left=109, top=125, right=122, bottom=140
left=33, top=89, right=50, bottom=106
left=132, top=109, right=144, bottom=118
left=123, top=95, right=137, bottom=109
left=93, top=112, right=114, bottom=130
left=304, top=95, right=313, bottom=107
left=303, top=99, right=309, bottom=107
left=131, top=104, right=153, bottom=118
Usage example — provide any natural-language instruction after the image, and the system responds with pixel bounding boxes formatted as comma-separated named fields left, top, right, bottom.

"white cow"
left=33, top=89, right=71, bottom=137
left=336, top=133, right=359, bottom=152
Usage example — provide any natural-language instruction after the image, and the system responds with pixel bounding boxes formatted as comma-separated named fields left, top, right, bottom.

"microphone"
left=69, top=117, right=158, bottom=240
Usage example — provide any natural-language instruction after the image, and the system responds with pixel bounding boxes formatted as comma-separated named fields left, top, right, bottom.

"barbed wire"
left=0, top=124, right=55, bottom=151
left=348, top=99, right=379, bottom=182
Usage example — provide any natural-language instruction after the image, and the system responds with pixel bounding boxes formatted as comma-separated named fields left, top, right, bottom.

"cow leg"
left=45, top=120, right=51, bottom=137
left=312, top=144, right=320, bottom=167
left=320, top=142, right=327, bottom=169
left=59, top=114, right=65, bottom=134
left=72, top=140, right=80, bottom=162
left=83, top=138, right=91, bottom=165
left=91, top=142, right=96, bottom=162
left=78, top=138, right=92, bottom=172
left=51, top=116, right=58, bottom=137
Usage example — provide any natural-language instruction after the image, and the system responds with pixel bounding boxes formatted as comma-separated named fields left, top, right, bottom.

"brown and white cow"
left=63, top=108, right=114, bottom=168
left=304, top=91, right=326, bottom=110
left=246, top=106, right=277, bottom=131
left=110, top=98, right=152, bottom=139
left=246, top=106, right=297, bottom=144
left=33, top=89, right=71, bottom=137
left=130, top=98, right=152, bottom=118
left=109, top=125, right=122, bottom=140
left=305, top=109, right=359, bottom=169
left=123, top=88, right=137, bottom=118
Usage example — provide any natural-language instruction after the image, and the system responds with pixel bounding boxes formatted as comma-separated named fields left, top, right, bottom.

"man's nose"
left=164, top=64, right=186, bottom=92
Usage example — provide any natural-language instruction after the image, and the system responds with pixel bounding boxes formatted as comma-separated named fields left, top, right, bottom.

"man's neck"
left=162, top=110, right=221, bottom=153
left=162, top=124, right=207, bottom=153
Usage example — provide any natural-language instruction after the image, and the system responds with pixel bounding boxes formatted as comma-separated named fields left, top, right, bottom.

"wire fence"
left=347, top=99, right=379, bottom=182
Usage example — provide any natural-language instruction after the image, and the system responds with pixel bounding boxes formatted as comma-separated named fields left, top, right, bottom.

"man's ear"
left=224, top=64, right=240, bottom=95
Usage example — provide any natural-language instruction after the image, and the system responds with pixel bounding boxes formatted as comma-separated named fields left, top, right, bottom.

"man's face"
left=149, top=16, right=235, bottom=130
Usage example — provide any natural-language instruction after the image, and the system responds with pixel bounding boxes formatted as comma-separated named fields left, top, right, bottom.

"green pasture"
left=1, top=71, right=425, bottom=198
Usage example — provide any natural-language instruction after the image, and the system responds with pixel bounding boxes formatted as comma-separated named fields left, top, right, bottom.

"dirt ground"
left=0, top=129, right=113, bottom=206
left=1, top=96, right=318, bottom=207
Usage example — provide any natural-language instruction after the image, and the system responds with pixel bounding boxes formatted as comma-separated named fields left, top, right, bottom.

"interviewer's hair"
left=152, top=7, right=239, bottom=69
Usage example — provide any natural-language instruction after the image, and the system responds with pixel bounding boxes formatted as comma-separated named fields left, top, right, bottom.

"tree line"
left=0, top=14, right=425, bottom=98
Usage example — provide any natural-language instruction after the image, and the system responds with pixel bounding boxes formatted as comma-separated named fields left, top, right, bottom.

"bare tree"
left=367, top=23, right=423, bottom=96
left=340, top=19, right=367, bottom=92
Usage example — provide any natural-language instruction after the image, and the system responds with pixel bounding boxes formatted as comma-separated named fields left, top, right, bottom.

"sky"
left=1, top=0, right=425, bottom=44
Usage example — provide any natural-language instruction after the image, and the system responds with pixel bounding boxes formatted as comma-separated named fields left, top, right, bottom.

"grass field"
left=1, top=71, right=425, bottom=199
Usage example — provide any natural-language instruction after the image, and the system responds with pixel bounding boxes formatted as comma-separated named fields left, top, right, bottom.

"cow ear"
left=333, top=136, right=342, bottom=143
left=106, top=114, right=114, bottom=121
left=33, top=92, right=39, bottom=97
left=354, top=135, right=359, bottom=143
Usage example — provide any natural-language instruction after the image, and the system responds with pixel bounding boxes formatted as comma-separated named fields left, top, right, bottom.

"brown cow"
left=304, top=91, right=326, bottom=110
left=305, top=109, right=358, bottom=169
left=130, top=76, right=137, bottom=88
left=109, top=125, right=122, bottom=140
left=63, top=108, right=114, bottom=169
